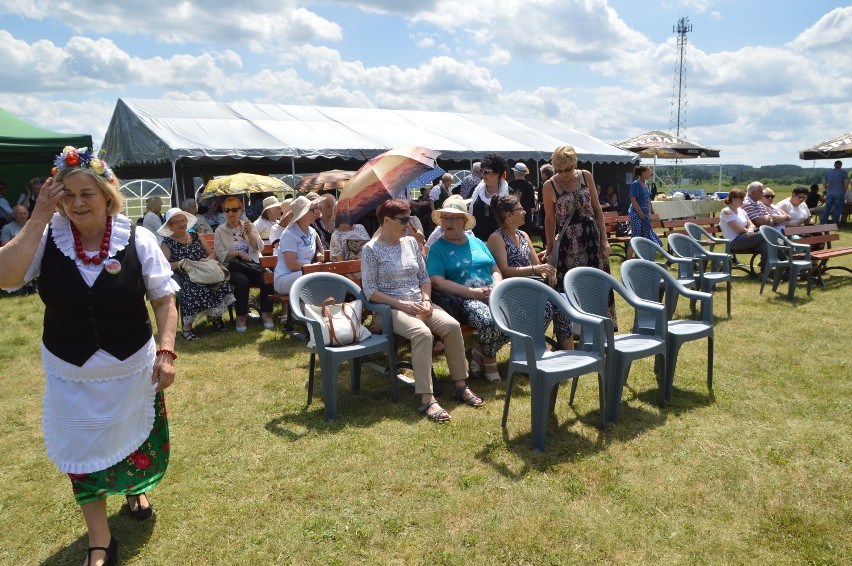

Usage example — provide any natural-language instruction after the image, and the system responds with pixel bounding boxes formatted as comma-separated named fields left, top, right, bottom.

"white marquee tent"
left=101, top=98, right=638, bottom=199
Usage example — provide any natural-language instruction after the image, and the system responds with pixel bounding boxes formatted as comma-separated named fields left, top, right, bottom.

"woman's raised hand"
left=32, top=178, right=65, bottom=222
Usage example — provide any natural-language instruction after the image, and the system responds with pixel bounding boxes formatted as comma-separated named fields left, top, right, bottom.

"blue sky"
left=1, top=0, right=850, bottom=167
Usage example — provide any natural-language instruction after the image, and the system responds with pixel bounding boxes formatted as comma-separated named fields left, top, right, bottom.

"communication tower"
left=668, top=16, right=692, bottom=186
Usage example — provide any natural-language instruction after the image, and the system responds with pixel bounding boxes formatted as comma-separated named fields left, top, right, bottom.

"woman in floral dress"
left=160, top=208, right=235, bottom=340
left=543, top=145, right=616, bottom=334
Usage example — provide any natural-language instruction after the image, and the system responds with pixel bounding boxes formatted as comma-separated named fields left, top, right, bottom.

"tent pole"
left=171, top=161, right=178, bottom=207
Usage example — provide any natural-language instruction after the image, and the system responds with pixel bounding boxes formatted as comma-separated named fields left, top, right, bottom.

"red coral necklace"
left=71, top=216, right=112, bottom=265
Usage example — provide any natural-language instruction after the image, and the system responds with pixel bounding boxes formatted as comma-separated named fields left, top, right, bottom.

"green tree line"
left=654, top=163, right=837, bottom=188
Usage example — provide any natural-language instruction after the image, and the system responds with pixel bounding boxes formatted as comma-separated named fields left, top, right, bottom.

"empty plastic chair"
left=630, top=236, right=696, bottom=317
left=490, top=278, right=607, bottom=450
left=289, top=272, right=397, bottom=421
left=563, top=267, right=667, bottom=425
left=684, top=221, right=731, bottom=255
left=668, top=233, right=732, bottom=316
left=758, top=225, right=813, bottom=300
left=621, top=259, right=715, bottom=404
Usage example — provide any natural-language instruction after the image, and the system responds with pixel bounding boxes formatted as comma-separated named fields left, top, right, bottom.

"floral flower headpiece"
left=52, top=146, right=117, bottom=184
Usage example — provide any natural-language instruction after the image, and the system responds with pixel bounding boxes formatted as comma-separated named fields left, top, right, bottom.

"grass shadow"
left=41, top=512, right=156, bottom=565
left=475, top=383, right=667, bottom=479
left=634, top=384, right=715, bottom=417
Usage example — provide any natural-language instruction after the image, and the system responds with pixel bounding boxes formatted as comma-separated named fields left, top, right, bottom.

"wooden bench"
left=603, top=212, right=663, bottom=260
left=662, top=217, right=722, bottom=239
left=783, top=223, right=852, bottom=286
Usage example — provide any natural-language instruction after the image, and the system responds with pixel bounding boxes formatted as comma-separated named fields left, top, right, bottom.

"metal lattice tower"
left=668, top=16, right=692, bottom=186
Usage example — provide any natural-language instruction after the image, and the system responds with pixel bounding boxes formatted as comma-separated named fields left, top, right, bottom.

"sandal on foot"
left=212, top=318, right=228, bottom=332
left=87, top=536, right=118, bottom=566
left=418, top=400, right=451, bottom=422
left=126, top=493, right=153, bottom=520
left=453, top=385, right=485, bottom=407
left=465, top=346, right=483, bottom=379
left=180, top=329, right=199, bottom=341
left=483, top=363, right=502, bottom=383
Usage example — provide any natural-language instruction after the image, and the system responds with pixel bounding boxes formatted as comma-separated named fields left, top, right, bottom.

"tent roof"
left=0, top=107, right=93, bottom=165
left=615, top=130, right=720, bottom=160
left=799, top=133, right=852, bottom=160
left=101, top=98, right=638, bottom=169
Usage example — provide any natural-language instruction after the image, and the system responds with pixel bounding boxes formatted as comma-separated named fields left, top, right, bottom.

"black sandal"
left=212, top=318, right=228, bottom=332
left=418, top=400, right=451, bottom=422
left=180, top=329, right=199, bottom=341
left=87, top=536, right=117, bottom=566
left=453, top=385, right=484, bottom=408
left=125, top=493, right=153, bottom=520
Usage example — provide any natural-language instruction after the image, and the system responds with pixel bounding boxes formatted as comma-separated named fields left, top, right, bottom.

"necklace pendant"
left=104, top=258, right=122, bottom=275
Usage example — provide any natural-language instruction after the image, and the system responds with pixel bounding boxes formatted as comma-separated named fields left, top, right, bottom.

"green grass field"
left=1, top=229, right=850, bottom=565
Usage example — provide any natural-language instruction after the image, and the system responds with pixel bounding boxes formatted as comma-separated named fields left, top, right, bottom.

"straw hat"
left=157, top=207, right=197, bottom=237
left=261, top=195, right=283, bottom=214
left=431, top=195, right=475, bottom=231
left=288, top=196, right=316, bottom=226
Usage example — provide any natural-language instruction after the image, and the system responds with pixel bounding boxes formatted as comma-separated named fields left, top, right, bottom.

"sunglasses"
left=555, top=168, right=574, bottom=174
left=394, top=215, right=411, bottom=225
left=762, top=194, right=775, bottom=199
left=480, top=169, right=494, bottom=175
left=223, top=207, right=242, bottom=213
left=441, top=215, right=466, bottom=222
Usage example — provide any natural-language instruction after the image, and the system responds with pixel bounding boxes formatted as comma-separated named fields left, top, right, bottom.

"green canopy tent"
left=0, top=107, right=93, bottom=205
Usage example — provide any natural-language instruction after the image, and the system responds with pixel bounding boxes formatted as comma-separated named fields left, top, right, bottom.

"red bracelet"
left=156, top=348, right=178, bottom=361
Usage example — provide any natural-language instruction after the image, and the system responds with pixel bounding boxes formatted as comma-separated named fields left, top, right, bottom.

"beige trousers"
left=389, top=305, right=467, bottom=395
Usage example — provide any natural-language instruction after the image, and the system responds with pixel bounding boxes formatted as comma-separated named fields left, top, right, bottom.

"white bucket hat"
left=157, top=207, right=197, bottom=237
left=431, top=195, right=475, bottom=231
left=288, top=195, right=317, bottom=226
left=261, top=195, right=283, bottom=214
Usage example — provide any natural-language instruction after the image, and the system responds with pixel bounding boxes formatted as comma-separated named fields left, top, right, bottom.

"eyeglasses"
left=762, top=194, right=775, bottom=199
left=512, top=207, right=525, bottom=212
left=555, top=168, right=574, bottom=174
left=441, top=215, right=466, bottom=223
left=223, top=207, right=242, bottom=213
left=480, top=169, right=494, bottom=176
left=393, top=215, right=411, bottom=225
left=309, top=206, right=321, bottom=213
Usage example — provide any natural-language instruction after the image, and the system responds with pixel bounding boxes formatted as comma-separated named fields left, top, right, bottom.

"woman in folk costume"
left=0, top=147, right=179, bottom=566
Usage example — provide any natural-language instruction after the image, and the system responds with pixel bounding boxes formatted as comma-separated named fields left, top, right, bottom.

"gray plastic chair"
left=684, top=221, right=731, bottom=254
left=668, top=233, right=732, bottom=316
left=289, top=272, right=397, bottom=421
left=684, top=221, right=752, bottom=276
left=563, top=267, right=667, bottom=425
left=621, top=259, right=715, bottom=405
left=630, top=236, right=696, bottom=317
left=489, top=278, right=607, bottom=450
left=758, top=225, right=812, bottom=300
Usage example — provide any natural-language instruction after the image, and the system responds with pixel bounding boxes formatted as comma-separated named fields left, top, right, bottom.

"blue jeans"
left=821, top=193, right=844, bottom=224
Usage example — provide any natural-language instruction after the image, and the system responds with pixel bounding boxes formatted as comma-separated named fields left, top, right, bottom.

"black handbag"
left=227, top=257, right=264, bottom=278
left=431, top=289, right=468, bottom=324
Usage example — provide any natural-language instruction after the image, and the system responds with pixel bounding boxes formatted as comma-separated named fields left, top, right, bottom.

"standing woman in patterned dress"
left=542, top=145, right=616, bottom=337
left=0, top=147, right=178, bottom=566
left=628, top=165, right=663, bottom=246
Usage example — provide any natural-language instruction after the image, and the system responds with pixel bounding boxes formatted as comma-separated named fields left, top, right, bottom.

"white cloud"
left=7, top=1, right=343, bottom=48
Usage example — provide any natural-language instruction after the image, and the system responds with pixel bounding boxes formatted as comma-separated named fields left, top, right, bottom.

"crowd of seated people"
left=159, top=155, right=754, bottom=421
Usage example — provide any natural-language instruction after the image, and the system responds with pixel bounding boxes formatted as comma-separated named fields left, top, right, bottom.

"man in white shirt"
left=1, top=205, right=29, bottom=246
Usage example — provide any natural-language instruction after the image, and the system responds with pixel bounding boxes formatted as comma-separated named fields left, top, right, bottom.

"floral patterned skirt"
left=68, top=391, right=170, bottom=505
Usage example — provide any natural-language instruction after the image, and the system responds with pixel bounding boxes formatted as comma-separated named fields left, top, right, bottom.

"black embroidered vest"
left=39, top=224, right=152, bottom=366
